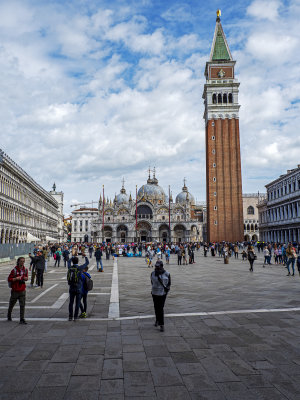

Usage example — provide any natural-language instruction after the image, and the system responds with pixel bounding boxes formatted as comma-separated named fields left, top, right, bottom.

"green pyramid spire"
left=212, top=25, right=231, bottom=61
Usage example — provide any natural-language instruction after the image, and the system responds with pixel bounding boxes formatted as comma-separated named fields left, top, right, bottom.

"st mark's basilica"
left=86, top=169, right=205, bottom=243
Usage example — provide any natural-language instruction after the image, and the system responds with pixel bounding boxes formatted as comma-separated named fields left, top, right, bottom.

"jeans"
left=177, top=256, right=182, bottom=265
left=96, top=259, right=103, bottom=271
left=69, top=289, right=81, bottom=319
left=64, top=257, right=69, bottom=267
left=31, top=269, right=36, bottom=285
left=152, top=294, right=167, bottom=326
left=8, top=290, right=26, bottom=320
left=36, top=269, right=44, bottom=287
left=54, top=256, right=61, bottom=267
left=80, top=293, right=87, bottom=313
left=286, top=258, right=295, bottom=274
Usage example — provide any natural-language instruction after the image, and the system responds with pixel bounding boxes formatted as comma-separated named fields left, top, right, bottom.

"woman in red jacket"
left=7, top=257, right=28, bottom=324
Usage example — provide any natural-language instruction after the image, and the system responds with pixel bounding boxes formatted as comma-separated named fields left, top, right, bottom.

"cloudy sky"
left=0, top=0, right=299, bottom=214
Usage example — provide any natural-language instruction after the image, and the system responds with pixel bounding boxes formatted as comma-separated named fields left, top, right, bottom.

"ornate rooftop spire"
left=52, top=182, right=56, bottom=191
left=210, top=10, right=232, bottom=62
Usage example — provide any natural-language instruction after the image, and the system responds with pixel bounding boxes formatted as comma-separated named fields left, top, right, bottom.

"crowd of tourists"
left=6, top=239, right=300, bottom=327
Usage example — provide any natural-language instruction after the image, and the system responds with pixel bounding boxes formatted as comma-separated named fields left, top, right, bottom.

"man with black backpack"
left=67, top=256, right=89, bottom=321
left=79, top=266, right=93, bottom=318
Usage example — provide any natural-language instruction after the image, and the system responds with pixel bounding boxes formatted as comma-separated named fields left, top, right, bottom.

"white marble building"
left=243, top=193, right=266, bottom=241
left=0, top=149, right=61, bottom=243
left=257, top=166, right=300, bottom=243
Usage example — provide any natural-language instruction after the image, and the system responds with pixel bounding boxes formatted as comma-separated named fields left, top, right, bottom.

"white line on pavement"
left=108, top=258, right=119, bottom=318
left=30, top=284, right=58, bottom=303
left=89, top=293, right=110, bottom=295
left=2, top=306, right=300, bottom=322
left=51, top=293, right=69, bottom=309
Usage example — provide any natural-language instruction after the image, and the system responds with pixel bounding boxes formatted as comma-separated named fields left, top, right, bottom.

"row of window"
left=212, top=93, right=233, bottom=104
left=268, top=180, right=300, bottom=200
left=244, top=223, right=258, bottom=231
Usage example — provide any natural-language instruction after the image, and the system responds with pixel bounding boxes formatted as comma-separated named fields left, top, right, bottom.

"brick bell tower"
left=203, top=10, right=243, bottom=243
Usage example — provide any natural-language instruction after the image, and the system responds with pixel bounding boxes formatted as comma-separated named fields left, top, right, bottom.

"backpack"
left=8, top=267, right=17, bottom=288
left=83, top=272, right=93, bottom=291
left=67, top=267, right=80, bottom=285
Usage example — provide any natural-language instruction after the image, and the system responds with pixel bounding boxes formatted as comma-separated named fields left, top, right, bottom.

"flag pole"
left=136, top=185, right=138, bottom=242
left=169, top=185, right=171, bottom=243
left=102, top=185, right=105, bottom=243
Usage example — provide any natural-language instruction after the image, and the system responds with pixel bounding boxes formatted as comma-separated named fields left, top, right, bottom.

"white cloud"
left=247, top=0, right=282, bottom=21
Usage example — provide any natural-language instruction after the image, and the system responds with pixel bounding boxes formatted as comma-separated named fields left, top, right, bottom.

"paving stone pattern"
left=0, top=251, right=300, bottom=398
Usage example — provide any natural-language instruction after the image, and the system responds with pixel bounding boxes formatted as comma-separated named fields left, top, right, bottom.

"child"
left=79, top=266, right=91, bottom=318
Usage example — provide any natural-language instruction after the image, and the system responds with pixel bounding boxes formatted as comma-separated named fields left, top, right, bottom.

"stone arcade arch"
left=103, top=225, right=113, bottom=243
left=174, top=224, right=187, bottom=243
left=137, top=221, right=152, bottom=242
left=116, top=225, right=128, bottom=243
left=159, top=224, right=169, bottom=242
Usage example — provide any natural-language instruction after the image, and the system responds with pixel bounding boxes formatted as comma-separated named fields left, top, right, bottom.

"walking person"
left=94, top=247, right=103, bottom=272
left=63, top=247, right=70, bottom=267
left=247, top=244, right=256, bottom=272
left=88, top=244, right=94, bottom=259
left=151, top=260, right=171, bottom=332
left=286, top=243, right=296, bottom=276
left=54, top=248, right=62, bottom=267
left=7, top=257, right=28, bottom=324
left=67, top=256, right=89, bottom=321
left=29, top=253, right=37, bottom=287
left=30, top=250, right=46, bottom=288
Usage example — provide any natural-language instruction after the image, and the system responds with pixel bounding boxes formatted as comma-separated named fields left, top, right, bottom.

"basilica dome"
left=176, top=180, right=195, bottom=205
left=138, top=172, right=166, bottom=203
left=115, top=181, right=129, bottom=205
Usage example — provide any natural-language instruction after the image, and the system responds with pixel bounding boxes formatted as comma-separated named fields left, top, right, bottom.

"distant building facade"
left=203, top=11, right=243, bottom=243
left=71, top=208, right=99, bottom=243
left=71, top=172, right=204, bottom=243
left=257, top=166, right=300, bottom=243
left=243, top=193, right=266, bottom=241
left=49, top=183, right=65, bottom=241
left=0, top=149, right=60, bottom=243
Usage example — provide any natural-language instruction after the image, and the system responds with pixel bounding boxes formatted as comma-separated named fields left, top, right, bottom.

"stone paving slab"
left=1, top=251, right=300, bottom=398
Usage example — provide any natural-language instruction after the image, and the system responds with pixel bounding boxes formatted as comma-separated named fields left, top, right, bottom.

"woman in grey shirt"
left=151, top=260, right=171, bottom=332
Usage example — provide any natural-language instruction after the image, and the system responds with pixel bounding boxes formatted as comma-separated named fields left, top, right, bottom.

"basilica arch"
left=103, top=225, right=113, bottom=243
left=173, top=224, right=187, bottom=243
left=159, top=224, right=169, bottom=242
left=137, top=221, right=152, bottom=242
left=116, top=224, right=128, bottom=243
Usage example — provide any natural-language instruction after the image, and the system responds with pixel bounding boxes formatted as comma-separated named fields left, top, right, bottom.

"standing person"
left=63, top=247, right=70, bottom=267
left=7, top=257, right=28, bottom=324
left=177, top=247, right=182, bottom=265
left=247, top=244, right=256, bottom=272
left=54, top=248, right=62, bottom=267
left=29, top=253, right=37, bottom=287
left=94, top=247, right=103, bottom=272
left=67, top=256, right=89, bottom=321
left=203, top=243, right=208, bottom=257
left=234, top=244, right=239, bottom=259
left=79, top=266, right=92, bottom=318
left=263, top=246, right=270, bottom=266
left=286, top=243, right=296, bottom=276
left=30, top=251, right=46, bottom=288
left=165, top=246, right=170, bottom=265
left=182, top=248, right=187, bottom=265
left=88, top=244, right=94, bottom=259
left=151, top=260, right=171, bottom=332
left=42, top=247, right=49, bottom=273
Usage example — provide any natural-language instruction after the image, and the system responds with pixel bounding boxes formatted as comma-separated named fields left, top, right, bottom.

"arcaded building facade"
left=75, top=172, right=204, bottom=243
left=258, top=166, right=300, bottom=243
left=0, top=149, right=61, bottom=243
left=203, top=12, right=243, bottom=243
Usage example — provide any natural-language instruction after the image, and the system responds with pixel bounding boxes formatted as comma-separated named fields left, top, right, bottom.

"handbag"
left=157, top=275, right=170, bottom=294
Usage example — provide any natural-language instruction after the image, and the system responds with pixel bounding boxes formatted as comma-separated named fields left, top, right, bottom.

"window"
left=213, top=163, right=216, bottom=167
left=223, top=93, right=227, bottom=103
left=162, top=216, right=165, bottom=220
left=214, top=220, right=217, bottom=225
left=228, top=93, right=233, bottom=103
left=218, top=94, right=222, bottom=103
left=247, top=206, right=254, bottom=215
left=213, top=177, right=216, bottom=182
left=212, top=94, right=217, bottom=104
left=212, top=149, right=215, bottom=154
left=214, top=192, right=217, bottom=196
left=212, top=136, right=215, bottom=140
left=214, top=206, right=217, bottom=210
left=107, top=217, right=110, bottom=221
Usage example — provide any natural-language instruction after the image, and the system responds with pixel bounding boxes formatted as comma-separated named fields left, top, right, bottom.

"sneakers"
left=19, top=319, right=27, bottom=325
left=79, top=312, right=87, bottom=319
left=69, top=317, right=73, bottom=321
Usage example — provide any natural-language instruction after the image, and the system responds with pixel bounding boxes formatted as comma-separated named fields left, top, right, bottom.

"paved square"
left=1, top=251, right=300, bottom=399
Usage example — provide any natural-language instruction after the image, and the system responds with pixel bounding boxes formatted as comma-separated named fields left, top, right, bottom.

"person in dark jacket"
left=94, top=248, right=103, bottom=272
left=67, top=256, right=89, bottom=320
left=151, top=260, right=171, bottom=332
left=79, top=266, right=91, bottom=318
left=63, top=247, right=70, bottom=267
left=29, top=251, right=45, bottom=288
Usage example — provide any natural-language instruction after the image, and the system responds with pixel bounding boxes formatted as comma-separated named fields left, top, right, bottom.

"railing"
left=0, top=243, right=34, bottom=259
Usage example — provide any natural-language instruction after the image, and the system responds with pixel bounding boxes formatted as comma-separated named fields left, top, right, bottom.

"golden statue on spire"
left=216, top=9, right=221, bottom=21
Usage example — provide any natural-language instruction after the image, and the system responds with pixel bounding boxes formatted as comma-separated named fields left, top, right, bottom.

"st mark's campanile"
left=203, top=10, right=244, bottom=243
